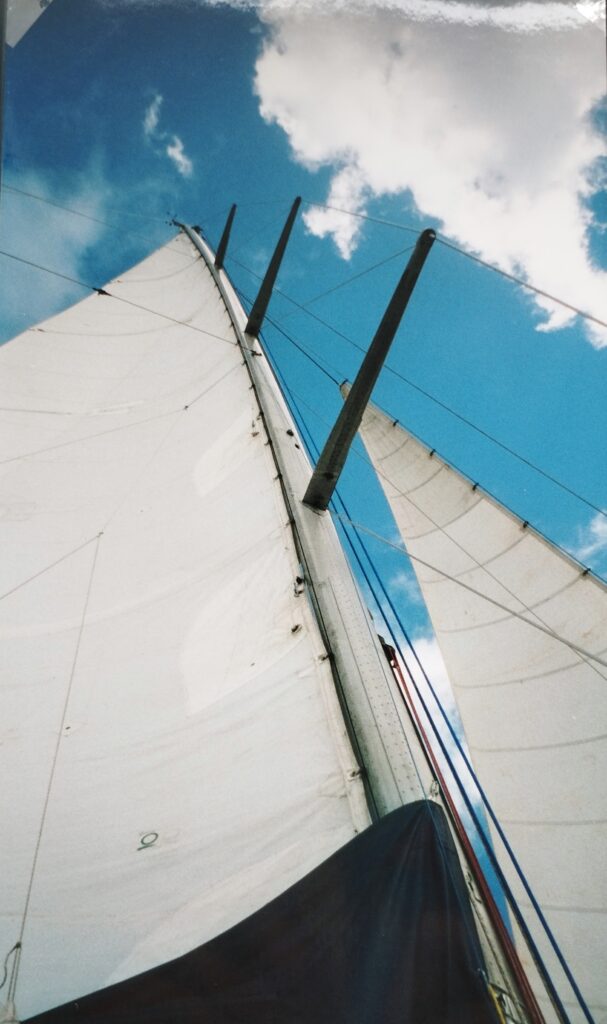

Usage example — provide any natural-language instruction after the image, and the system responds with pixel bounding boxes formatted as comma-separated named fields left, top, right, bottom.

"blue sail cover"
left=27, top=802, right=499, bottom=1024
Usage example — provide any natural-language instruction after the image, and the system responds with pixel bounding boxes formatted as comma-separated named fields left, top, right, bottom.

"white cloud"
left=303, top=166, right=367, bottom=259
left=142, top=93, right=195, bottom=178
left=573, top=512, right=607, bottom=564
left=100, top=0, right=606, bottom=30
left=166, top=136, right=194, bottom=178
left=408, top=633, right=458, bottom=723
left=143, top=93, right=162, bottom=136
left=389, top=567, right=423, bottom=605
left=254, top=10, right=607, bottom=346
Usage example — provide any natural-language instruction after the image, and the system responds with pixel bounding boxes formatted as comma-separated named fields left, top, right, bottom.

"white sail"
left=0, top=234, right=382, bottom=1019
left=6, top=0, right=55, bottom=47
left=356, top=398, right=607, bottom=1024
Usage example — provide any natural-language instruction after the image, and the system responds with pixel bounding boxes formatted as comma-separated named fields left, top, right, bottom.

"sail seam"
left=499, top=819, right=607, bottom=829
left=0, top=361, right=243, bottom=465
left=333, top=513, right=607, bottom=672
left=382, top=495, right=487, bottom=540
left=335, top=431, right=607, bottom=689
left=472, top=733, right=607, bottom=752
left=368, top=456, right=607, bottom=679
left=0, top=408, right=178, bottom=464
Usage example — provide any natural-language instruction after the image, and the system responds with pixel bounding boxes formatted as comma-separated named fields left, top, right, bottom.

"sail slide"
left=356, top=399, right=607, bottom=1024
left=0, top=231, right=498, bottom=1022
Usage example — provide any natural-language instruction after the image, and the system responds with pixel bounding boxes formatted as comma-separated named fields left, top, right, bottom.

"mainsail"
left=356, top=399, right=607, bottom=1024
left=0, top=224, right=514, bottom=1022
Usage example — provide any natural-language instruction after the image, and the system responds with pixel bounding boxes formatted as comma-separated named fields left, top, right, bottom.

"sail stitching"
left=369, top=458, right=607, bottom=686
left=10, top=533, right=103, bottom=1004
left=473, top=731, right=607, bottom=753
left=384, top=499, right=504, bottom=543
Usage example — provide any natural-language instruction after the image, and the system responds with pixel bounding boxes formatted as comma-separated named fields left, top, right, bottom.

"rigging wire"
left=1, top=182, right=171, bottom=226
left=234, top=285, right=342, bottom=386
left=1, top=183, right=293, bottom=255
left=11, top=535, right=103, bottom=1005
left=0, top=184, right=192, bottom=257
left=279, top=388, right=512, bottom=1000
left=436, top=237, right=607, bottom=332
left=5, top=179, right=605, bottom=330
left=266, top=349, right=572, bottom=1024
left=232, top=260, right=607, bottom=521
left=236, top=283, right=607, bottom=532
left=265, top=339, right=587, bottom=1019
left=0, top=247, right=242, bottom=350
left=256, top=333, right=607, bottom=648
left=302, top=198, right=607, bottom=331
left=302, top=199, right=421, bottom=236
left=278, top=244, right=416, bottom=317
left=331, top=513, right=607, bottom=671
left=3, top=219, right=603, bottom=524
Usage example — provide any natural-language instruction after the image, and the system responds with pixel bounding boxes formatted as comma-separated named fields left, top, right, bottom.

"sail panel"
left=0, top=235, right=369, bottom=1019
left=357, top=400, right=607, bottom=1023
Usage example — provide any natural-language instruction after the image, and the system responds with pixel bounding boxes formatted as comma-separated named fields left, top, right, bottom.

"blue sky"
left=2, top=0, right=606, bottom=672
